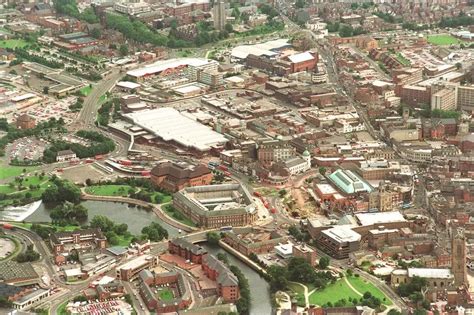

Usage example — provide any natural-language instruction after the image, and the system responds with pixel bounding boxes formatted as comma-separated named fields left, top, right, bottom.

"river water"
left=24, top=200, right=181, bottom=237
left=201, top=243, right=273, bottom=315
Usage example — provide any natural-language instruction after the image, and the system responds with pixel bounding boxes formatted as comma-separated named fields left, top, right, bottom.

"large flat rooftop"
left=124, top=108, right=228, bottom=152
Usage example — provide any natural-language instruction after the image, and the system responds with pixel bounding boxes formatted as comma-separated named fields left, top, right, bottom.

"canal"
left=25, top=200, right=181, bottom=237
left=201, top=243, right=273, bottom=315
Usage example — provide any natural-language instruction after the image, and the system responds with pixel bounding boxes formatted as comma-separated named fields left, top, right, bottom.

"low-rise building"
left=202, top=254, right=240, bottom=302
left=56, top=149, right=77, bottom=162
left=50, top=229, right=107, bottom=260
left=116, top=255, right=158, bottom=281
left=168, top=238, right=207, bottom=264
left=315, top=226, right=361, bottom=259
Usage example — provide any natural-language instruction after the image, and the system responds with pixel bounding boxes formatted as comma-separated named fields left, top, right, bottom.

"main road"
left=76, top=68, right=123, bottom=128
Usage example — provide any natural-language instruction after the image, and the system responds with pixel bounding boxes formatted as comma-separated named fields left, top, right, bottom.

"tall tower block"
left=452, top=228, right=467, bottom=288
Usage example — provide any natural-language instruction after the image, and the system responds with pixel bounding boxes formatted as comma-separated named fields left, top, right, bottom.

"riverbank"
left=1, top=200, right=43, bottom=222
left=80, top=193, right=198, bottom=233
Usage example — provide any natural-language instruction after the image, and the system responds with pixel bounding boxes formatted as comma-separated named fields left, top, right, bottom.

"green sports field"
left=427, top=34, right=462, bottom=46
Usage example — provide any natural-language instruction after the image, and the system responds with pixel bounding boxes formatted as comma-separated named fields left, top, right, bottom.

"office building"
left=213, top=0, right=226, bottom=31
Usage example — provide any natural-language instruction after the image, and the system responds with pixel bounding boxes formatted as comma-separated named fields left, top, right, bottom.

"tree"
left=295, top=0, right=305, bottom=8
left=90, top=215, right=115, bottom=232
left=43, top=86, right=49, bottom=94
left=455, top=62, right=462, bottom=70
left=207, top=231, right=221, bottom=245
left=16, top=244, right=40, bottom=262
left=267, top=265, right=288, bottom=291
left=224, top=23, right=233, bottom=33
left=119, top=44, right=129, bottom=56
left=278, top=189, right=287, bottom=197
left=319, top=166, right=327, bottom=176
left=387, top=310, right=402, bottom=315
left=319, top=256, right=330, bottom=269
left=90, top=28, right=101, bottom=39
left=141, top=222, right=168, bottom=241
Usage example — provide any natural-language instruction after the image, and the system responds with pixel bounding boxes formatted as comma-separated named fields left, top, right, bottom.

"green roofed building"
left=328, top=169, right=373, bottom=195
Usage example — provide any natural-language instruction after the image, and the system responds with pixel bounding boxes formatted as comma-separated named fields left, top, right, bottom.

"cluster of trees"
left=402, top=22, right=431, bottom=31
left=230, top=265, right=250, bottom=315
left=325, top=291, right=382, bottom=309
left=66, top=68, right=102, bottom=81
left=397, top=276, right=430, bottom=309
left=96, top=98, right=120, bottom=126
left=266, top=257, right=334, bottom=292
left=238, top=19, right=284, bottom=37
left=16, top=244, right=40, bottom=263
left=191, top=21, right=232, bottom=46
left=13, top=48, right=64, bottom=69
left=31, top=224, right=58, bottom=239
left=0, top=117, right=65, bottom=157
left=439, top=13, right=474, bottom=28
left=259, top=4, right=279, bottom=19
left=288, top=225, right=310, bottom=242
left=42, top=178, right=81, bottom=204
left=374, top=12, right=401, bottom=24
left=105, top=13, right=168, bottom=47
left=68, top=98, right=83, bottom=112
left=50, top=201, right=88, bottom=225
left=141, top=222, right=168, bottom=242
left=206, top=231, right=221, bottom=245
left=90, top=215, right=132, bottom=246
left=350, top=2, right=374, bottom=9
left=42, top=130, right=116, bottom=163
left=325, top=22, right=367, bottom=37
left=54, top=0, right=99, bottom=23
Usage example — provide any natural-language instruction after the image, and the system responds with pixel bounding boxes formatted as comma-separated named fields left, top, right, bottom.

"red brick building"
left=150, top=161, right=212, bottom=192
left=286, top=51, right=318, bottom=73
left=168, top=238, right=207, bottom=264
left=202, top=254, right=240, bottom=302
left=16, top=114, right=36, bottom=130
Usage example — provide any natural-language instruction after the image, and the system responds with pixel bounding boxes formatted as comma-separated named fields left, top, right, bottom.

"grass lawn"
left=85, top=185, right=132, bottom=197
left=13, top=222, right=80, bottom=232
left=162, top=204, right=196, bottom=227
left=152, top=191, right=172, bottom=204
left=79, top=86, right=92, bottom=96
left=308, top=279, right=361, bottom=306
left=0, top=165, right=37, bottom=180
left=98, top=94, right=107, bottom=104
left=0, top=185, right=16, bottom=194
left=0, top=39, right=29, bottom=49
left=288, top=282, right=306, bottom=307
left=427, top=34, right=462, bottom=46
left=57, top=300, right=70, bottom=315
left=116, top=234, right=134, bottom=246
left=158, top=288, right=174, bottom=302
left=346, top=276, right=392, bottom=305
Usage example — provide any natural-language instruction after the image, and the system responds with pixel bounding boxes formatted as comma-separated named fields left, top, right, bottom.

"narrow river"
left=201, top=243, right=273, bottom=315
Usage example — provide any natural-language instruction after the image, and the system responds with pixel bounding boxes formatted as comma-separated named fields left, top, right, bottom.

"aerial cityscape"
left=0, top=0, right=473, bottom=314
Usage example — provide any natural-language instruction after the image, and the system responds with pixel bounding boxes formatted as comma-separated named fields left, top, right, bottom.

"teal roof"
left=302, top=150, right=310, bottom=157
left=328, top=169, right=373, bottom=195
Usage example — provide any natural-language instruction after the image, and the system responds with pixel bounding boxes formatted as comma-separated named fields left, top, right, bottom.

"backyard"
left=427, top=34, right=463, bottom=46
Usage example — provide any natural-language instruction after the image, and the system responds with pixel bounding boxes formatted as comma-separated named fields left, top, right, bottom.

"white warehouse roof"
left=408, top=268, right=453, bottom=279
left=231, top=38, right=290, bottom=60
left=124, top=108, right=228, bottom=152
left=355, top=211, right=406, bottom=226
left=287, top=51, right=315, bottom=63
left=126, top=58, right=215, bottom=78
left=322, top=226, right=361, bottom=243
